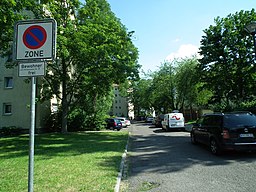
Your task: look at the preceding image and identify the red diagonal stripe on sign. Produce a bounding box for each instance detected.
[27,30,42,44]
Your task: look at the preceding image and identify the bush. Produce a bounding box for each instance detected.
[0,126,23,136]
[210,100,239,112]
[68,109,85,132]
[239,100,256,114]
[210,99,256,114]
[43,108,111,132]
[44,112,62,133]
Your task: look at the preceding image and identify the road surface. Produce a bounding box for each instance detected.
[123,122,256,192]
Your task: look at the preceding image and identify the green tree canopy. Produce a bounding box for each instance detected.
[198,9,256,111]
[39,0,140,132]
[150,61,176,113]
[0,0,140,132]
[175,57,199,110]
[0,0,39,56]
[132,57,207,118]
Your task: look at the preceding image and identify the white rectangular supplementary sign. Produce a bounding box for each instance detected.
[18,62,46,77]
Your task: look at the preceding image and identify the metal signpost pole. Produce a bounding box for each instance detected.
[28,76,36,192]
[13,19,56,192]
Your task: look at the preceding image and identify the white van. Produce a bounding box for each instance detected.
[162,112,185,131]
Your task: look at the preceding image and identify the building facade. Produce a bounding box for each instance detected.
[0,57,51,130]
[110,84,134,119]
[0,59,134,129]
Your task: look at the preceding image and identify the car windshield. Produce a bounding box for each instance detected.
[223,113,256,128]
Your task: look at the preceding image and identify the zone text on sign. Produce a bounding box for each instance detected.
[25,50,44,58]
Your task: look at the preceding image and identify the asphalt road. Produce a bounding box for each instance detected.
[124,122,256,192]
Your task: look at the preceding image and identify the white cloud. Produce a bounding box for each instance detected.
[166,44,199,61]
[173,38,181,43]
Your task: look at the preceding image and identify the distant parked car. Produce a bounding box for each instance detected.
[190,112,256,155]
[117,117,127,128]
[155,114,164,128]
[152,117,156,125]
[185,124,193,132]
[116,117,131,127]
[125,119,131,126]
[105,118,122,131]
[146,116,154,123]
[162,113,185,131]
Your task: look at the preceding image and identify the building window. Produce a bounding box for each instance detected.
[3,103,12,115]
[4,77,13,89]
[119,106,121,109]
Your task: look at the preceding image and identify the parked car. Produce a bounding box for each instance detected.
[190,112,256,155]
[116,117,127,127]
[185,123,193,132]
[154,114,164,128]
[116,117,131,127]
[146,116,154,123]
[125,119,131,126]
[162,112,185,131]
[105,118,122,131]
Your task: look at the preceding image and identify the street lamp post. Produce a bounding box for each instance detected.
[245,21,256,60]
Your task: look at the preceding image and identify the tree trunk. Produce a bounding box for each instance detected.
[61,60,68,133]
[92,92,98,128]
[190,105,193,121]
[61,94,68,133]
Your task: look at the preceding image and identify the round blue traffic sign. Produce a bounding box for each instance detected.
[23,25,47,49]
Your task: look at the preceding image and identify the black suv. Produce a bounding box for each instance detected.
[105,118,122,131]
[190,112,256,155]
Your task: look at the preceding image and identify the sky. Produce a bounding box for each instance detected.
[106,0,255,73]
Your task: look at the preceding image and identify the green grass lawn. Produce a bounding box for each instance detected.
[0,131,128,192]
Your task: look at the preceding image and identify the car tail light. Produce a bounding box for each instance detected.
[222,130,230,139]
[114,122,117,126]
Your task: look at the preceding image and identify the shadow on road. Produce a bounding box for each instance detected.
[128,123,256,177]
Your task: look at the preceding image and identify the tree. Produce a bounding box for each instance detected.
[40,0,140,132]
[198,9,256,111]
[0,0,38,57]
[150,61,176,113]
[175,57,199,112]
[131,78,153,117]
[38,0,81,133]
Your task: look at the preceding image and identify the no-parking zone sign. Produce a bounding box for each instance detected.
[13,19,57,61]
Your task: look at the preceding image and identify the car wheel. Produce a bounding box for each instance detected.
[210,139,221,155]
[190,132,197,144]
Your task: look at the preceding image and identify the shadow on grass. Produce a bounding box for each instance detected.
[0,132,128,161]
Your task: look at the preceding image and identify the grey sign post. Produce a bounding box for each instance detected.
[13,19,56,192]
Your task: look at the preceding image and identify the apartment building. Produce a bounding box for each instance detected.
[0,56,51,130]
[0,58,134,129]
[110,84,134,119]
